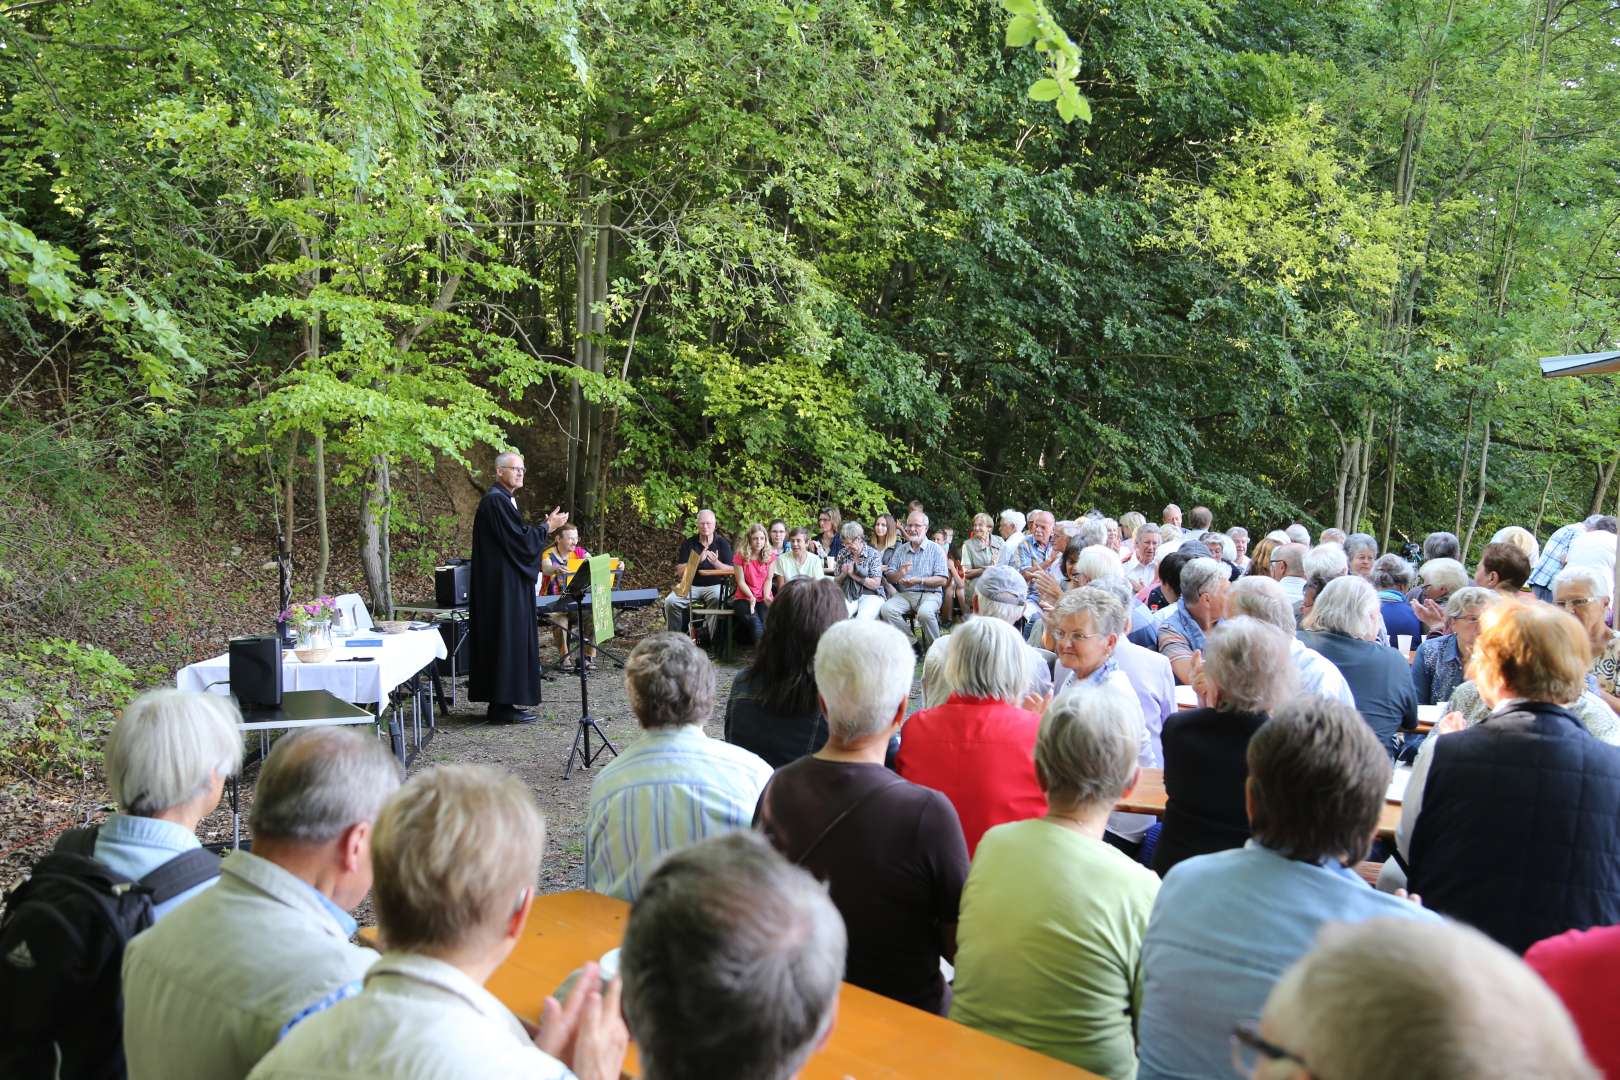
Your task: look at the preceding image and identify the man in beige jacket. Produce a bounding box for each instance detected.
[122,726,402,1079]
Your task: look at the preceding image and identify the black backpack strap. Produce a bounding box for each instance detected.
[53,825,100,857]
[138,848,222,905]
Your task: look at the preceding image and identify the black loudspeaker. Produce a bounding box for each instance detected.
[229,635,283,709]
[437,618,467,676]
[435,561,470,608]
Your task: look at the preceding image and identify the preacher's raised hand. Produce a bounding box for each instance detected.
[545,506,570,532]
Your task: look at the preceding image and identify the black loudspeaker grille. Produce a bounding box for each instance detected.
[435,561,470,608]
[228,635,283,708]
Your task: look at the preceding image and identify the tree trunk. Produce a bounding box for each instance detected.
[1453,394,1474,536]
[1350,406,1375,528]
[312,430,330,596]
[360,454,391,616]
[1378,404,1402,552]
[581,193,611,534]
[1591,449,1620,518]
[1330,421,1351,531]
[1461,419,1491,561]
[1532,463,1556,535]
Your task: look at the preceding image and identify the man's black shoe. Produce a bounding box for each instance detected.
[487,704,539,725]
[507,707,540,725]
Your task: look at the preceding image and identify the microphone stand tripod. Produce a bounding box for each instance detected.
[561,573,619,780]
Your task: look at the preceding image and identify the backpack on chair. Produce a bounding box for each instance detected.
[0,825,221,1080]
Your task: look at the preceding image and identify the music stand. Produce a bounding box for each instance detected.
[560,558,619,779]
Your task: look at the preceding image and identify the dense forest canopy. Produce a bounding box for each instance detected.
[3,0,1618,613]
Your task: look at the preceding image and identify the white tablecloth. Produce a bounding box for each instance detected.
[176,628,447,712]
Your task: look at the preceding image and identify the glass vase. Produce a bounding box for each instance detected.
[294,618,334,663]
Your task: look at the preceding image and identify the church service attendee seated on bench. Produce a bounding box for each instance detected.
[1,690,240,1080]
[1251,919,1597,1080]
[1088,576,1177,745]
[620,832,844,1080]
[772,527,824,584]
[1154,617,1296,876]
[1553,565,1620,718]
[834,520,887,619]
[1411,586,1496,707]
[896,617,1045,854]
[248,765,627,1080]
[125,728,403,1080]
[1271,542,1308,603]
[880,510,949,647]
[1156,556,1229,685]
[950,685,1159,1077]
[1374,554,1423,646]
[724,577,844,768]
[100,688,244,918]
[1228,576,1354,706]
[731,522,777,645]
[1298,575,1417,756]
[1135,697,1438,1080]
[1125,523,1161,593]
[1410,556,1471,630]
[1392,600,1620,953]
[1527,922,1620,1077]
[1475,539,1532,596]
[1423,529,1462,562]
[660,508,734,633]
[754,619,969,1015]
[586,633,771,901]
[973,562,1056,699]
[1342,532,1377,577]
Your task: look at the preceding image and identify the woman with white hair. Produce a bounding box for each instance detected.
[100,689,244,919]
[1554,564,1620,717]
[950,685,1160,1078]
[1343,533,1378,577]
[1048,588,1159,856]
[895,617,1044,855]
[1228,526,1251,572]
[1153,617,1296,876]
[755,619,969,1016]
[1411,556,1471,629]
[1299,575,1419,756]
[1492,524,1541,568]
[1411,586,1496,707]
[959,512,1003,604]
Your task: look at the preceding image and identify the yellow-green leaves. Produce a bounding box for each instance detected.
[1000,0,1090,124]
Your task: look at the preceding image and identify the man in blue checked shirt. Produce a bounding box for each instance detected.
[879,510,950,647]
[1528,520,1586,603]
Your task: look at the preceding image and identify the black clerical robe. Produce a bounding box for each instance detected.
[468,483,549,706]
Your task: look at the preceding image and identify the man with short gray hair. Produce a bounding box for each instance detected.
[1156,557,1230,685]
[621,832,845,1080]
[1273,542,1308,603]
[124,727,404,1079]
[879,509,948,647]
[662,508,734,635]
[585,633,772,901]
[1286,523,1311,546]
[755,620,968,1014]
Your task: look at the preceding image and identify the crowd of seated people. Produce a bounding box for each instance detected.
[13,505,1620,1080]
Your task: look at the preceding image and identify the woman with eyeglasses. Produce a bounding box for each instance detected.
[1049,587,1159,858]
[1553,565,1620,719]
[1410,587,1496,707]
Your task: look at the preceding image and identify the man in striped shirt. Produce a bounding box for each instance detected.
[585,633,772,901]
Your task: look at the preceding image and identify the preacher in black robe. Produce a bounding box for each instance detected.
[467,454,567,721]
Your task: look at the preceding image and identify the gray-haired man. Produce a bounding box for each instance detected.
[621,831,846,1080]
[123,728,403,1080]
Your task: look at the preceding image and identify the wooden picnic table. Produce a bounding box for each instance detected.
[1118,768,1403,840]
[374,890,1100,1079]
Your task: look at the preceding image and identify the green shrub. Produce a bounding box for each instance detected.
[0,638,136,780]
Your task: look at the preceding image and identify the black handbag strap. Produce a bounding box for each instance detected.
[787,782,890,868]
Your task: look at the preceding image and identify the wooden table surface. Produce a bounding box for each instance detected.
[473,890,1096,1079]
[1118,768,1402,839]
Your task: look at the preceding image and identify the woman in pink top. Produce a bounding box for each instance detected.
[733,522,777,645]
[540,524,595,671]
